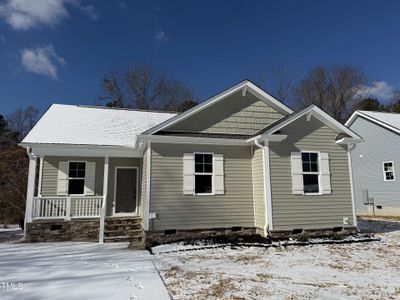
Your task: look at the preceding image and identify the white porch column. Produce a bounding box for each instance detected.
[24,148,37,238]
[99,156,109,243]
[37,157,44,196]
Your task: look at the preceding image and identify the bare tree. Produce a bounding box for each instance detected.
[294,65,366,122]
[99,64,197,111]
[7,106,38,141]
[99,72,125,107]
[249,63,296,105]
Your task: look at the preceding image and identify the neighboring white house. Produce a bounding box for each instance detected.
[346,110,400,216]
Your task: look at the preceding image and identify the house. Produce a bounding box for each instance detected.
[346,110,400,216]
[20,80,362,247]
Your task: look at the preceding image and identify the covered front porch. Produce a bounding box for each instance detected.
[24,144,147,244]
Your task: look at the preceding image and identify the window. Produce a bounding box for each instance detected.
[383,161,395,181]
[68,161,86,195]
[194,153,213,194]
[302,152,319,194]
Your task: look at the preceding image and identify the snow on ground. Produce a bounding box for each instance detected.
[0,242,170,300]
[0,226,23,243]
[154,217,400,299]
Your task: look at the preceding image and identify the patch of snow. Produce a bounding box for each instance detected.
[0,242,170,300]
[154,217,400,299]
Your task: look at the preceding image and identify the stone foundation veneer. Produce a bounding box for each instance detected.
[25,219,100,242]
[145,227,261,247]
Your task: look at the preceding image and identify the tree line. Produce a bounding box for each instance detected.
[0,107,39,226]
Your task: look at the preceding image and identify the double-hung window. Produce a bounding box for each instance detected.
[383,161,395,181]
[194,153,213,194]
[302,152,319,194]
[68,161,86,195]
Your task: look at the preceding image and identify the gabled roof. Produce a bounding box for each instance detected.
[143,80,294,135]
[260,105,362,142]
[21,104,176,148]
[345,110,400,135]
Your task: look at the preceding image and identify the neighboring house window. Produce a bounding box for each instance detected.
[68,161,86,194]
[383,161,395,181]
[302,152,319,194]
[194,153,213,194]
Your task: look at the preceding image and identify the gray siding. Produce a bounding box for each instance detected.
[150,143,254,230]
[41,156,141,216]
[349,117,400,212]
[269,117,354,230]
[252,147,266,229]
[41,156,105,196]
[166,91,284,135]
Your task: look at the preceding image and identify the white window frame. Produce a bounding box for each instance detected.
[382,161,395,182]
[301,151,322,196]
[67,160,87,196]
[193,152,214,196]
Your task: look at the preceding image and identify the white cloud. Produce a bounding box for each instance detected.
[77,4,99,21]
[0,0,98,31]
[356,81,395,101]
[20,44,65,79]
[155,30,169,42]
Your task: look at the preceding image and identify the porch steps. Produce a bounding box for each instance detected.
[104,217,145,249]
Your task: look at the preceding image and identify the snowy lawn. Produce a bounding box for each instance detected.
[154,217,400,299]
[0,225,23,243]
[0,242,170,300]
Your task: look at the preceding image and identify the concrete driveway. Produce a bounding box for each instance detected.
[0,242,170,300]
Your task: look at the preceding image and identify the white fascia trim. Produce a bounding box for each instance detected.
[144,80,293,135]
[347,144,358,229]
[336,138,363,144]
[21,143,144,158]
[346,111,400,135]
[264,105,362,140]
[246,134,287,143]
[139,134,248,146]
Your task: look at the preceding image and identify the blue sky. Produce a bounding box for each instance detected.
[1,0,400,115]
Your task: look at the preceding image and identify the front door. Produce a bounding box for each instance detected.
[114,167,138,214]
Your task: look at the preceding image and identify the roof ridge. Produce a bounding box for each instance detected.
[52,103,178,114]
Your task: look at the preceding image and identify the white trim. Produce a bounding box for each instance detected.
[247,134,287,143]
[301,151,323,196]
[264,105,362,141]
[113,166,139,216]
[145,142,152,230]
[336,137,363,144]
[382,161,396,182]
[24,149,37,238]
[347,145,358,228]
[193,152,215,196]
[66,160,87,196]
[143,80,293,135]
[37,157,44,197]
[99,156,109,243]
[20,143,144,158]
[139,134,247,146]
[251,145,256,227]
[346,111,400,135]
[264,141,274,232]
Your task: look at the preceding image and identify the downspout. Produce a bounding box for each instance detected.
[254,138,270,236]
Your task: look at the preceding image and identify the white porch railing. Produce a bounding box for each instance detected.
[32,196,103,220]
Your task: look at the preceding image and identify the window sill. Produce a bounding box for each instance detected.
[193,193,215,196]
